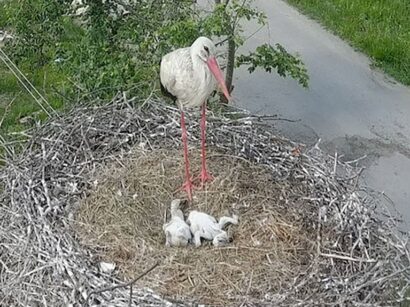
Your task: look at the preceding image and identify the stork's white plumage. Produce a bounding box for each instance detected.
[160,37,231,201]
[160,37,230,109]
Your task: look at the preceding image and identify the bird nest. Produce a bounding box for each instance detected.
[75,148,310,305]
[0,95,409,306]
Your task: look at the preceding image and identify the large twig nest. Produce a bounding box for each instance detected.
[0,95,409,306]
[75,148,310,305]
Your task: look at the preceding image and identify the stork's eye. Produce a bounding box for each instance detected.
[204,46,209,54]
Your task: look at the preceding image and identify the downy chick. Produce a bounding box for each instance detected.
[163,199,192,247]
[187,211,238,247]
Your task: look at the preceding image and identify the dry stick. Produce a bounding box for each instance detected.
[0,134,13,157]
[129,283,133,307]
[0,96,17,129]
[1,98,409,305]
[0,48,57,117]
[319,253,376,263]
[86,262,159,306]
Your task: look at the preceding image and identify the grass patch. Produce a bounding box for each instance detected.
[0,2,72,140]
[0,61,66,133]
[286,0,410,85]
[0,58,67,161]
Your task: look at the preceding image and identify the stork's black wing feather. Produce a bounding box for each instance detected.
[159,59,177,102]
[160,79,177,102]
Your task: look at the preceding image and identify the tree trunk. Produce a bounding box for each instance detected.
[215,0,234,104]
[220,36,235,104]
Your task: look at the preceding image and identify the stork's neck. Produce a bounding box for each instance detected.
[190,49,207,71]
[190,50,212,88]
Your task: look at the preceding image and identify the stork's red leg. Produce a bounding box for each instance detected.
[179,111,193,201]
[198,102,213,187]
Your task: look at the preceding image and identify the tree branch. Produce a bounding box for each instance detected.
[86,262,160,306]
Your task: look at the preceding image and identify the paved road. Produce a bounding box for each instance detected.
[234,0,410,225]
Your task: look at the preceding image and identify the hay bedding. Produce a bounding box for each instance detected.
[0,94,409,306]
[75,148,310,305]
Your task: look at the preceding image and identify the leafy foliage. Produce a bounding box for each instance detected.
[58,0,202,99]
[5,0,69,67]
[1,0,308,104]
[199,0,307,102]
[237,43,309,87]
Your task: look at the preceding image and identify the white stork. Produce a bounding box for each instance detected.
[160,36,231,201]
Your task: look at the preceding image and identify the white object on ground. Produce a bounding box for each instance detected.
[163,199,192,247]
[99,262,116,274]
[0,31,13,46]
[187,211,238,247]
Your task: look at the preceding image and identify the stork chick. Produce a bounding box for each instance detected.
[187,210,238,247]
[163,199,192,247]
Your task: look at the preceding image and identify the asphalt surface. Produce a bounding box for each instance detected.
[233,0,410,226]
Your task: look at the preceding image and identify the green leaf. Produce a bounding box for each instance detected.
[237,43,309,88]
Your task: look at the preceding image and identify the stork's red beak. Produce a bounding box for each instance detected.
[207,57,231,101]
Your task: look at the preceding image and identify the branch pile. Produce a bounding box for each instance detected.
[0,95,409,306]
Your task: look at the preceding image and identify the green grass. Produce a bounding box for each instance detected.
[0,62,66,133]
[0,58,69,162]
[0,1,73,138]
[286,0,410,86]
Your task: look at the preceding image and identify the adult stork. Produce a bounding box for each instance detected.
[160,36,231,201]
